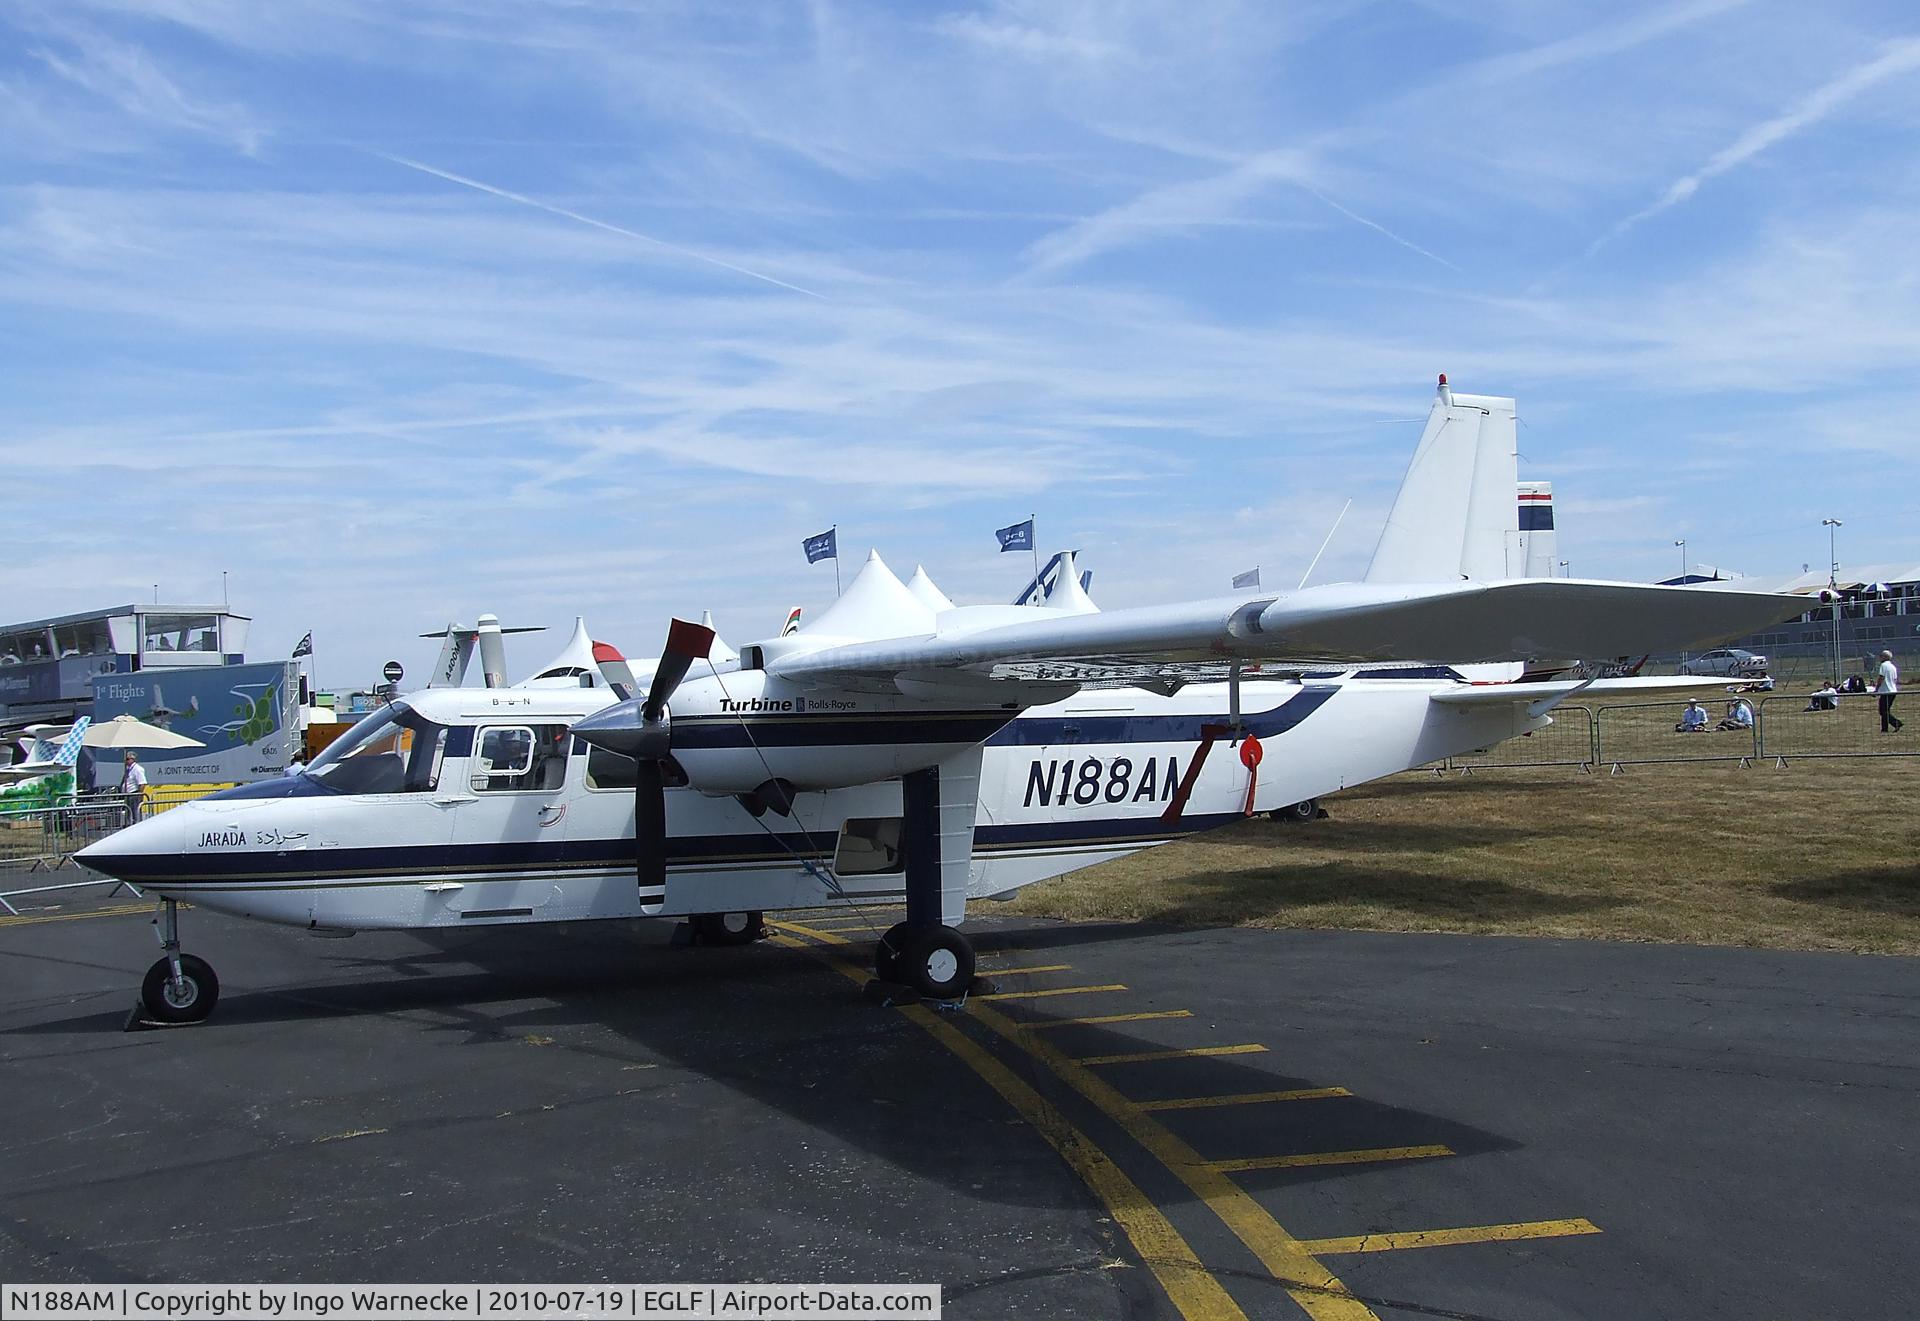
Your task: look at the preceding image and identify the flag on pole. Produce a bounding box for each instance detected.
[1232,567,1261,590]
[995,518,1035,553]
[291,631,314,659]
[802,528,837,564]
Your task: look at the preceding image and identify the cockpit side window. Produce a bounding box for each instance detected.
[474,724,570,792]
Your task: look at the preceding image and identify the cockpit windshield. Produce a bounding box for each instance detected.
[305,702,451,795]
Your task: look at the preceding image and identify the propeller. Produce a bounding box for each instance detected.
[572,618,714,891]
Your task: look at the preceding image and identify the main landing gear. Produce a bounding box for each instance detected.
[138,899,220,1025]
[874,922,976,1000]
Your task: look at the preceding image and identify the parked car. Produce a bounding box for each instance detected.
[1679,647,1769,677]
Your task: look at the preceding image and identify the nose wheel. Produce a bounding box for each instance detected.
[138,899,219,1024]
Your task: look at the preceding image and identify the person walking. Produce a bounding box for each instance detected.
[118,750,148,823]
[1877,650,1903,733]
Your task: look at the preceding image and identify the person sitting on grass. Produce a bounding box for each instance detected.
[1716,698,1755,732]
[1806,680,1839,712]
[1675,700,1709,733]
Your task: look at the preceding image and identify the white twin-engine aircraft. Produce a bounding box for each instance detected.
[79,379,1801,1023]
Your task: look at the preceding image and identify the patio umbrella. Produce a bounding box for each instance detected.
[82,714,205,750]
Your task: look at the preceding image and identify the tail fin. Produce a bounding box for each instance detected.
[26,718,90,767]
[1366,376,1517,583]
[423,623,479,687]
[1517,481,1556,578]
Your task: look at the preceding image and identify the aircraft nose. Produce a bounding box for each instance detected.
[74,810,186,884]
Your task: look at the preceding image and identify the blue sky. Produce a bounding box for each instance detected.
[3,1,1917,686]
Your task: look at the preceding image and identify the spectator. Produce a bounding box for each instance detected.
[1806,681,1839,713]
[1675,701,1709,733]
[284,750,308,777]
[1716,699,1755,732]
[1844,673,1868,694]
[118,751,147,823]
[1738,672,1775,692]
[1877,650,1903,733]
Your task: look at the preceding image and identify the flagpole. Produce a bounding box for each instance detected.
[833,524,842,597]
[1029,513,1040,599]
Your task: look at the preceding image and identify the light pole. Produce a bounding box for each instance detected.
[1559,559,1570,578]
[1823,518,1843,683]
[1673,539,1687,582]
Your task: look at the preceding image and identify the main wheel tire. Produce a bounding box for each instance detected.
[874,921,913,982]
[694,911,764,946]
[897,926,976,1000]
[140,954,219,1024]
[1271,798,1318,823]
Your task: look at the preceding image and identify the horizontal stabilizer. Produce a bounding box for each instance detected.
[1430,675,1750,708]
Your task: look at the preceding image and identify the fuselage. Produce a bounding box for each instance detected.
[77,674,1539,931]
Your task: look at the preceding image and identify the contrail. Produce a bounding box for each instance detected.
[1303,184,1462,274]
[373,151,827,299]
[1585,35,1920,261]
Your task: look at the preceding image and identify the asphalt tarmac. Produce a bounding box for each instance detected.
[1,887,1914,1320]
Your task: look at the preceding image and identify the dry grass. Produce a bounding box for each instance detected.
[1005,758,1920,955]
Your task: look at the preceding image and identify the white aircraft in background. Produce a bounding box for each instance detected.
[0,718,91,793]
[79,379,1803,1024]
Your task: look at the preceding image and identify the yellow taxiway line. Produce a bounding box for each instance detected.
[977,983,1129,1001]
[1299,1219,1602,1255]
[768,919,1379,1321]
[1076,1044,1268,1067]
[0,901,152,928]
[1018,1010,1196,1030]
[1138,1087,1352,1112]
[1211,1145,1453,1174]
[766,931,1248,1321]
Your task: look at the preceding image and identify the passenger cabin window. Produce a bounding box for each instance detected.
[577,739,688,791]
[475,724,570,792]
[584,744,637,791]
[304,703,449,795]
[834,817,904,876]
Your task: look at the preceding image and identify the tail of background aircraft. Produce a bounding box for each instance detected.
[25,717,90,768]
[1517,481,1557,578]
[421,616,544,687]
[1366,376,1517,584]
[423,624,479,687]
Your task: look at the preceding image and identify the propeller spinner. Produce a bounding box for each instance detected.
[571,618,715,891]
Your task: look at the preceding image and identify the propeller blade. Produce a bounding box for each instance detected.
[643,618,716,721]
[634,758,666,892]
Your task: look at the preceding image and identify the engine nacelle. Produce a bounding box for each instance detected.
[664,670,1016,794]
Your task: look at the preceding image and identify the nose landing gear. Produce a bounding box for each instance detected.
[138,899,219,1025]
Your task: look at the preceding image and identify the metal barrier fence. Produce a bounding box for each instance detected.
[0,783,231,881]
[1447,705,1597,771]
[1595,700,1759,769]
[0,796,133,875]
[1757,692,1910,761]
[1427,690,1916,772]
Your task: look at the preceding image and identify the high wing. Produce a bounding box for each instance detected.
[764,579,1805,694]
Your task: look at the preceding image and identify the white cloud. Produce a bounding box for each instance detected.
[29,27,263,153]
